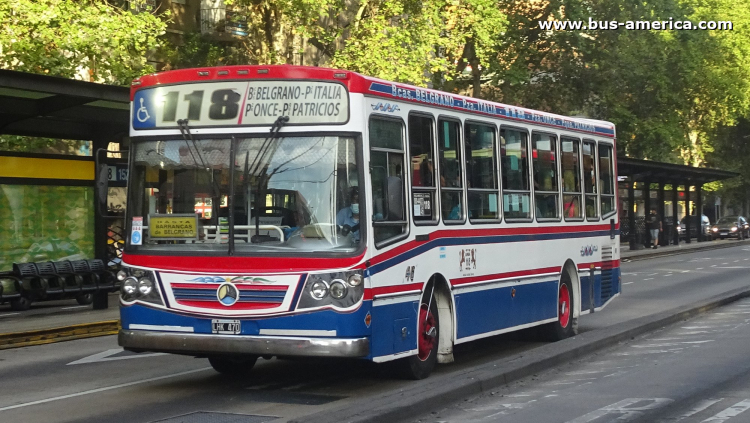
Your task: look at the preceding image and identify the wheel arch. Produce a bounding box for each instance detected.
[561,259,582,322]
[422,273,455,364]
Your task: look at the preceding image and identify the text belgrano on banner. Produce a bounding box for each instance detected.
[243,82,346,123]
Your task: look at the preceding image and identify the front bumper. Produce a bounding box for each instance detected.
[119,329,370,358]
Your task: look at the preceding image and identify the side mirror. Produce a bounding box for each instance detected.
[385,176,403,220]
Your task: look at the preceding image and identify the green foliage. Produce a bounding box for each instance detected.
[0,136,90,155]
[0,0,167,84]
[331,0,507,88]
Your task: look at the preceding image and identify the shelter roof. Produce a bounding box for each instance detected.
[618,157,738,185]
[0,70,129,141]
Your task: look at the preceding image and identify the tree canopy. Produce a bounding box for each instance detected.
[0,0,167,84]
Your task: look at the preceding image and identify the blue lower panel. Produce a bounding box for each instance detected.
[580,275,592,310]
[370,300,419,359]
[455,280,558,340]
[121,302,373,339]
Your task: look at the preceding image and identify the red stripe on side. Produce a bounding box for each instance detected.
[365,282,423,300]
[577,260,620,270]
[452,266,562,286]
[369,224,614,266]
[175,300,281,310]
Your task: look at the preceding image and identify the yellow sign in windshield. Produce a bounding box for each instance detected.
[149,215,197,239]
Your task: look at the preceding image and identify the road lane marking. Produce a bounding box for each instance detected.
[61,306,89,310]
[647,273,659,276]
[566,398,673,423]
[624,282,634,285]
[0,367,212,412]
[67,349,167,365]
[696,268,704,270]
[644,278,654,281]
[711,265,718,267]
[0,313,20,318]
[701,399,750,422]
[663,398,723,422]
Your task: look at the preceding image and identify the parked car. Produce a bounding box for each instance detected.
[677,215,711,240]
[711,215,750,240]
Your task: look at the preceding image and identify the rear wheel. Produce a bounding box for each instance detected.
[208,355,258,376]
[397,292,439,380]
[544,275,577,341]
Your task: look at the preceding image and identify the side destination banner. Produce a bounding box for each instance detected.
[132,80,349,130]
[368,82,615,138]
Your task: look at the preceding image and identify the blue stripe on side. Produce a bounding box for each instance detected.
[370,300,418,359]
[455,280,558,339]
[370,230,615,276]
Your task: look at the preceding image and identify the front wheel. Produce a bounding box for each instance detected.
[543,276,577,341]
[10,297,31,311]
[397,293,439,380]
[208,355,258,376]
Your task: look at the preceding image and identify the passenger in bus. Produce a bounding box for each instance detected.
[336,188,361,242]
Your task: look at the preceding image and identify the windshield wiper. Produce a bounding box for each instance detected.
[177,119,221,199]
[252,116,289,243]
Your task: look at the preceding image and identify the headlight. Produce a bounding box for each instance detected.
[732,227,738,231]
[712,227,718,232]
[138,278,153,295]
[298,270,365,310]
[348,274,363,286]
[122,277,138,295]
[118,267,163,305]
[310,280,329,300]
[329,280,348,299]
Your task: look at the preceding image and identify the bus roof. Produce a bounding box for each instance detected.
[131,65,615,138]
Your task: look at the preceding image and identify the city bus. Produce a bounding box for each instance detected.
[118,65,620,379]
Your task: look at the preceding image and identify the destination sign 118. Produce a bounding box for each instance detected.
[132,80,349,129]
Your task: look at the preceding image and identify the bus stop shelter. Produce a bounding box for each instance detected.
[617,157,738,249]
[0,69,130,308]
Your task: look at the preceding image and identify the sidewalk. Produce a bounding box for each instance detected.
[621,238,750,261]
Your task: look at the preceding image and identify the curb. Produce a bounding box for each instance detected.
[0,320,120,350]
[293,286,750,423]
[622,239,750,262]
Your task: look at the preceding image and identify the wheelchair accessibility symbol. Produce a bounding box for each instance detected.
[136,98,151,123]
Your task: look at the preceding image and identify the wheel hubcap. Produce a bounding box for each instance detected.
[559,284,571,328]
[418,304,436,361]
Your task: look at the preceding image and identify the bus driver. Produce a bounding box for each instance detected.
[336,187,361,242]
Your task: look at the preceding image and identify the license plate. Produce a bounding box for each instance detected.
[212,319,241,334]
[721,231,728,235]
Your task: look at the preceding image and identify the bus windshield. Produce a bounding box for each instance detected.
[126,135,361,255]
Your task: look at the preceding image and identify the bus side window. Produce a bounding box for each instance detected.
[583,140,599,220]
[532,132,560,220]
[561,137,582,220]
[409,114,437,224]
[465,122,499,222]
[598,143,616,217]
[500,128,531,220]
[438,119,464,223]
[369,117,408,246]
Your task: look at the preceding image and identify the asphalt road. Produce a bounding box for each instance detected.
[1,245,750,423]
[408,296,750,423]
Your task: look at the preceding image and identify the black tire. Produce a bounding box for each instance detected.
[75,293,93,305]
[208,355,258,376]
[397,291,439,380]
[10,297,31,311]
[543,275,577,341]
